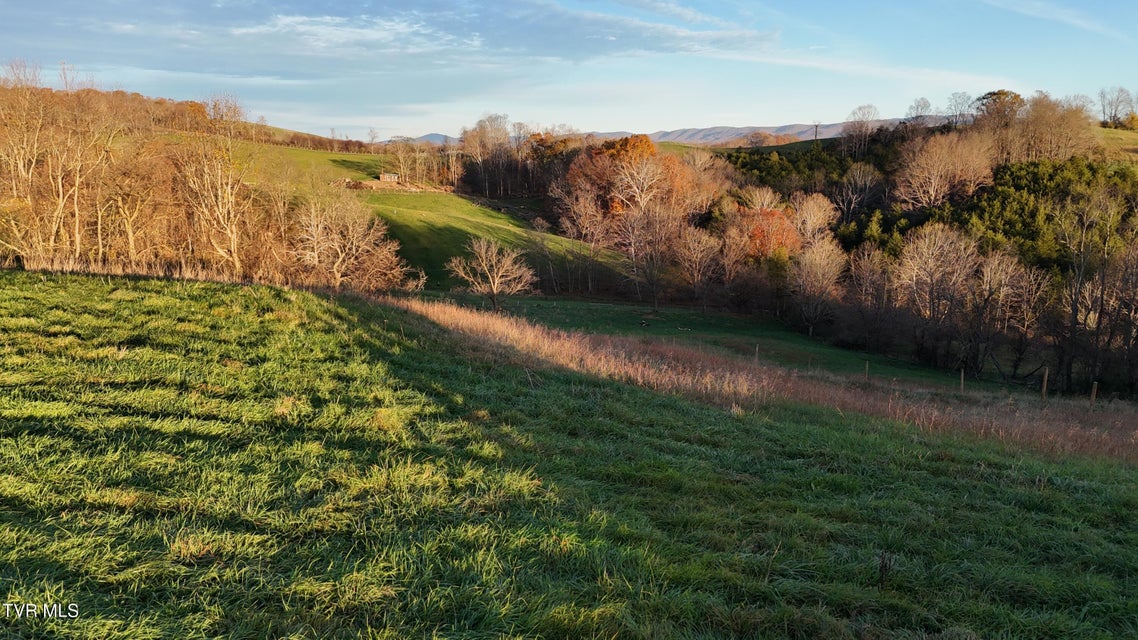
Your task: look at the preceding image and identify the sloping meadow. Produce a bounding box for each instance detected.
[1,271,1136,638]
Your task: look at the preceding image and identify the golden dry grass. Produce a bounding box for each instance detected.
[388,296,1138,462]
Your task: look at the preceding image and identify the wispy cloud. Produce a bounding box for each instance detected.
[738,51,1012,89]
[230,15,476,56]
[201,0,783,72]
[980,0,1125,39]
[611,0,736,28]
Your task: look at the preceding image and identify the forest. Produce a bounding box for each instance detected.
[447,91,1138,397]
[3,60,1138,396]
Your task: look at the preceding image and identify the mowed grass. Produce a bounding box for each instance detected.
[273,146,391,180]
[364,192,618,287]
[1,271,1137,638]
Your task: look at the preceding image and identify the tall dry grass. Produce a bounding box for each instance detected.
[387,296,1138,463]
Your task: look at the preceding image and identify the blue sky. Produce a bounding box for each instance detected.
[0,1,1133,139]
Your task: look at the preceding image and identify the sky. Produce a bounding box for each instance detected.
[0,1,1134,139]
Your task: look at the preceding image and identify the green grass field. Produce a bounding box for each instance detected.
[273,146,391,180]
[2,270,1137,638]
[248,143,619,288]
[483,296,989,391]
[364,192,619,287]
[1096,126,1138,163]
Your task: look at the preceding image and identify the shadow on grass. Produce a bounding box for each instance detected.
[329,157,382,177]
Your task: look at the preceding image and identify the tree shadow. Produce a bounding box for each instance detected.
[329,158,383,178]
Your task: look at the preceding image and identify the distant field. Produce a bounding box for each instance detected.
[486,296,984,390]
[1,270,1136,638]
[364,191,620,287]
[273,146,391,179]
[1096,126,1138,162]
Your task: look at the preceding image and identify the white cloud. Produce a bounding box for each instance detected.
[735,51,1013,90]
[230,14,473,56]
[980,0,1125,40]
[611,0,736,27]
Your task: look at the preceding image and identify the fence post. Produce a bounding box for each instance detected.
[960,369,965,394]
[1091,381,1098,408]
[1041,367,1049,403]
[865,360,869,382]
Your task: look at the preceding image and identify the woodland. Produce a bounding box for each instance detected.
[3,61,1138,397]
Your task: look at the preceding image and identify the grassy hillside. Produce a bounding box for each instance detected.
[251,144,617,288]
[271,146,389,180]
[364,192,619,286]
[2,270,1137,638]
[483,296,989,390]
[1096,126,1138,163]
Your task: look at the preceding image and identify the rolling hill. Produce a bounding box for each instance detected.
[1,270,1136,638]
[411,119,907,147]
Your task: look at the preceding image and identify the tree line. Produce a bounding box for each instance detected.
[0,62,420,293]
[4,59,1136,395]
[444,93,1137,396]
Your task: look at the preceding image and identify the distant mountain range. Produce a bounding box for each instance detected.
[410,119,907,147]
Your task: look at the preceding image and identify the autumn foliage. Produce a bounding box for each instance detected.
[0,62,419,293]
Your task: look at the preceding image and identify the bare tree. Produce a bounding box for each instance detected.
[1007,265,1051,377]
[176,102,254,279]
[1051,187,1126,389]
[461,113,511,197]
[553,180,613,294]
[841,104,879,159]
[388,137,415,181]
[294,189,412,291]
[962,250,1025,375]
[789,192,838,247]
[1017,92,1097,162]
[735,185,782,212]
[790,236,845,336]
[833,162,883,223]
[846,244,893,350]
[674,225,720,301]
[719,223,751,287]
[103,139,174,270]
[893,223,980,364]
[905,97,932,127]
[619,205,681,307]
[612,153,666,215]
[1098,86,1133,127]
[447,237,537,311]
[945,91,973,128]
[894,131,993,210]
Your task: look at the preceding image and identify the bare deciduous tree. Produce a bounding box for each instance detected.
[553,180,613,294]
[674,225,720,301]
[846,244,893,350]
[790,236,845,336]
[789,192,839,247]
[176,116,254,278]
[841,104,879,159]
[1098,86,1133,126]
[447,237,537,311]
[945,91,973,128]
[893,223,980,364]
[735,185,781,212]
[894,131,993,210]
[905,97,932,127]
[1017,92,1096,162]
[719,223,751,286]
[294,190,413,291]
[833,162,883,223]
